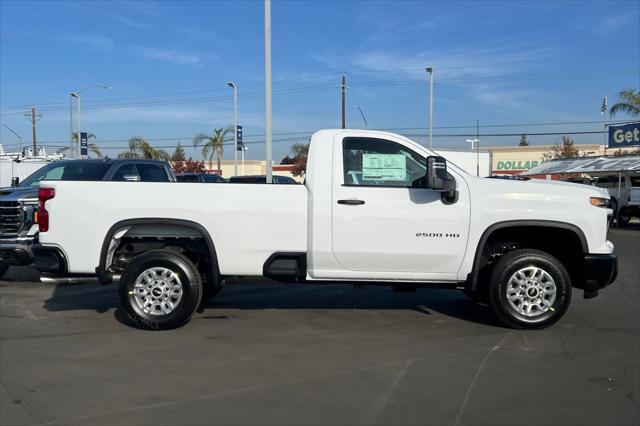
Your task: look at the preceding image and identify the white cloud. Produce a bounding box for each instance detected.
[594,12,638,36]
[310,44,552,111]
[68,34,115,51]
[133,46,216,66]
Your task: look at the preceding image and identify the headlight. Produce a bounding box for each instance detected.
[589,197,610,208]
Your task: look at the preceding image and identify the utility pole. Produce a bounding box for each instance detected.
[265,0,273,183]
[341,74,347,129]
[24,107,41,154]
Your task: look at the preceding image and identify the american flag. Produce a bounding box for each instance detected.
[601,96,607,114]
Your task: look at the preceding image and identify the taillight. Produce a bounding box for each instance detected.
[38,188,55,232]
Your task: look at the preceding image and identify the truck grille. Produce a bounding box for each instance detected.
[0,201,23,237]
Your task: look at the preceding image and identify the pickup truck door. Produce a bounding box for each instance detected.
[331,136,470,279]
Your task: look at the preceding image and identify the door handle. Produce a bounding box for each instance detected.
[337,199,365,205]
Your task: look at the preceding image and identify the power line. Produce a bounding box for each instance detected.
[1,66,636,113]
[0,72,344,112]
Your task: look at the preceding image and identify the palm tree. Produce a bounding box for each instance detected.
[57,132,103,158]
[118,136,170,161]
[193,128,230,174]
[609,89,640,118]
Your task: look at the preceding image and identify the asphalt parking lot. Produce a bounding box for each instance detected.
[1,226,638,426]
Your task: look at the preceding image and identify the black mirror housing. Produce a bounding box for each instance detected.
[11,177,20,187]
[426,156,454,192]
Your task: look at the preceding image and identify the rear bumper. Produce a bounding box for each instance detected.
[583,253,618,299]
[32,245,68,275]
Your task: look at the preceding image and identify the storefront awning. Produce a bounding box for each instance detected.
[521,155,640,176]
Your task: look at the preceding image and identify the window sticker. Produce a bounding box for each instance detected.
[362,154,406,181]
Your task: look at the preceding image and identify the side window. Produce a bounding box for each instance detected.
[41,166,65,181]
[112,164,139,181]
[203,175,220,183]
[137,164,169,182]
[178,175,198,183]
[343,137,426,187]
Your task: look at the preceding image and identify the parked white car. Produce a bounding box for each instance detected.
[34,130,617,330]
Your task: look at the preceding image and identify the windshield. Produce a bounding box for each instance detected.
[19,162,111,187]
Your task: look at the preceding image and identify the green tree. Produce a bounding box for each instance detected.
[519,134,529,146]
[542,136,580,161]
[171,143,186,162]
[288,142,310,177]
[118,136,170,161]
[193,128,230,174]
[57,132,103,158]
[609,88,640,118]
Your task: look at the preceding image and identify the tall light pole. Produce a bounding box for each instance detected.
[353,105,368,129]
[426,67,434,149]
[264,0,273,183]
[227,81,238,176]
[465,138,478,150]
[70,85,112,159]
[242,145,247,175]
[466,135,480,177]
[1,124,22,151]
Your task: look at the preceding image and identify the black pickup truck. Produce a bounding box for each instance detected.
[0,159,175,278]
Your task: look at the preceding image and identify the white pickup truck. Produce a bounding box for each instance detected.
[33,130,617,330]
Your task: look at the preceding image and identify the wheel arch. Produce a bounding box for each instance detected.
[469,220,588,292]
[97,218,220,285]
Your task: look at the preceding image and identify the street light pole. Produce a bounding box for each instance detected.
[70,85,112,159]
[426,67,433,149]
[227,81,238,176]
[1,124,22,151]
[465,139,478,150]
[353,106,368,129]
[69,95,74,158]
[466,138,480,176]
[264,0,273,184]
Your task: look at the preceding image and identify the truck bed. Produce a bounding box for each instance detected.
[40,181,308,275]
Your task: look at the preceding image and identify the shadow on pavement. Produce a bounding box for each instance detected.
[41,280,504,328]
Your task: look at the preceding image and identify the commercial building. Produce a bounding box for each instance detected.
[485,144,638,176]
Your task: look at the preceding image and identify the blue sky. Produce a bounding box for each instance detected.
[1,0,639,162]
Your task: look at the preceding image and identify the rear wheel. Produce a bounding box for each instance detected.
[489,249,571,329]
[119,250,202,330]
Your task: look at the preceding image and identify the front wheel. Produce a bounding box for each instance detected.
[489,249,571,329]
[617,208,631,226]
[119,250,203,330]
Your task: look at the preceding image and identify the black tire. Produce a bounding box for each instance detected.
[0,264,8,279]
[617,207,631,226]
[609,198,617,227]
[119,249,203,330]
[489,249,572,330]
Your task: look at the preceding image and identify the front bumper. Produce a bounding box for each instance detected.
[583,253,618,299]
[0,235,36,267]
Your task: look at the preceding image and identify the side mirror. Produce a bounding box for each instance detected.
[11,177,20,187]
[123,174,140,182]
[426,156,455,192]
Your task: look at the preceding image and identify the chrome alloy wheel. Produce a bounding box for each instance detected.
[506,266,557,318]
[132,267,183,316]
